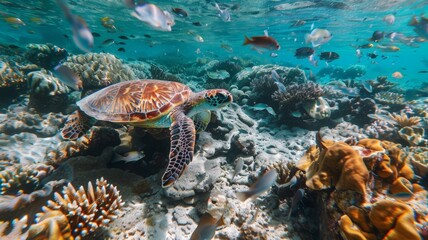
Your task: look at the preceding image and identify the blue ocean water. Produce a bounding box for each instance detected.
[0,0,427,87]
[0,1,428,239]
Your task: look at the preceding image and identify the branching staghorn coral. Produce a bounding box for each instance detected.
[389,112,421,128]
[0,164,53,195]
[43,178,124,239]
[374,91,405,105]
[272,82,325,113]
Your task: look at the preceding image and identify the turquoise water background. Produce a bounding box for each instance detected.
[1,0,427,89]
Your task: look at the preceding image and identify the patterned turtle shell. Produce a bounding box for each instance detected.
[77,80,192,123]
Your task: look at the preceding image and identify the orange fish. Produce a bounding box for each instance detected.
[243,35,280,50]
[392,71,403,79]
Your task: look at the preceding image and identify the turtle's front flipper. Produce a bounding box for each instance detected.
[162,111,196,188]
[192,110,211,133]
[61,110,91,140]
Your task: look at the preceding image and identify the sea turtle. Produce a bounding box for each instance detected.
[61,79,232,187]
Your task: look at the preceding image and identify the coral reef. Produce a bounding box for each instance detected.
[43,178,124,239]
[0,164,53,195]
[297,136,427,239]
[27,70,71,112]
[235,64,307,87]
[375,91,405,105]
[126,61,151,79]
[46,126,120,165]
[25,43,68,70]
[272,82,325,116]
[389,112,421,128]
[62,53,135,90]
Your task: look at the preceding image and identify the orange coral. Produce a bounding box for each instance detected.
[338,214,376,240]
[27,210,72,240]
[305,142,369,195]
[369,200,421,240]
[389,177,413,195]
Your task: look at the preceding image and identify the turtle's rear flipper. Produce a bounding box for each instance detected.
[61,110,91,140]
[162,111,196,188]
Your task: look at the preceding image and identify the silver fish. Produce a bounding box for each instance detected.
[236,169,278,202]
[132,3,175,31]
[232,158,244,180]
[190,213,221,240]
[57,0,93,53]
[53,65,83,91]
[288,188,305,219]
[112,150,145,163]
[362,80,373,93]
[271,70,286,93]
[215,3,231,22]
[330,86,360,97]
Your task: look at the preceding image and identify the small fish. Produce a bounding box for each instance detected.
[119,35,129,40]
[232,158,244,180]
[190,213,221,240]
[249,103,277,116]
[220,44,233,53]
[112,150,145,163]
[29,17,43,24]
[171,8,188,18]
[305,28,332,47]
[64,34,70,39]
[370,30,384,42]
[270,52,278,58]
[295,47,314,58]
[418,70,428,73]
[117,42,126,45]
[288,188,305,219]
[194,34,204,42]
[53,65,83,91]
[387,192,413,201]
[392,71,403,79]
[92,32,101,37]
[193,21,202,26]
[4,17,25,26]
[383,14,395,25]
[100,16,117,31]
[356,49,362,59]
[8,44,20,49]
[243,35,280,51]
[319,52,340,62]
[57,0,93,52]
[377,44,399,52]
[132,3,175,31]
[367,53,378,59]
[281,176,298,188]
[144,34,151,38]
[362,80,373,93]
[215,3,231,22]
[358,43,374,49]
[291,111,302,118]
[290,20,306,28]
[271,70,286,93]
[331,86,360,97]
[118,47,125,52]
[102,39,115,45]
[236,169,278,202]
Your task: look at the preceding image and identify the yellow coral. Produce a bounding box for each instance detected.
[27,210,72,240]
[44,178,123,239]
[389,112,421,128]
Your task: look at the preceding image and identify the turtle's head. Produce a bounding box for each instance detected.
[203,89,233,109]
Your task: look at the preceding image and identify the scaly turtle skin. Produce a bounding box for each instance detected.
[61,79,232,187]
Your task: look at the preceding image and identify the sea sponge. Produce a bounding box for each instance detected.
[389,112,421,128]
[272,82,325,113]
[43,178,123,239]
[0,164,53,195]
[398,127,426,146]
[305,141,369,195]
[25,43,68,70]
[302,96,331,120]
[62,53,135,90]
[389,177,413,195]
[27,210,72,240]
[382,141,415,180]
[369,200,421,240]
[374,92,405,105]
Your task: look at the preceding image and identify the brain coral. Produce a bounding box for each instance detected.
[62,53,135,89]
